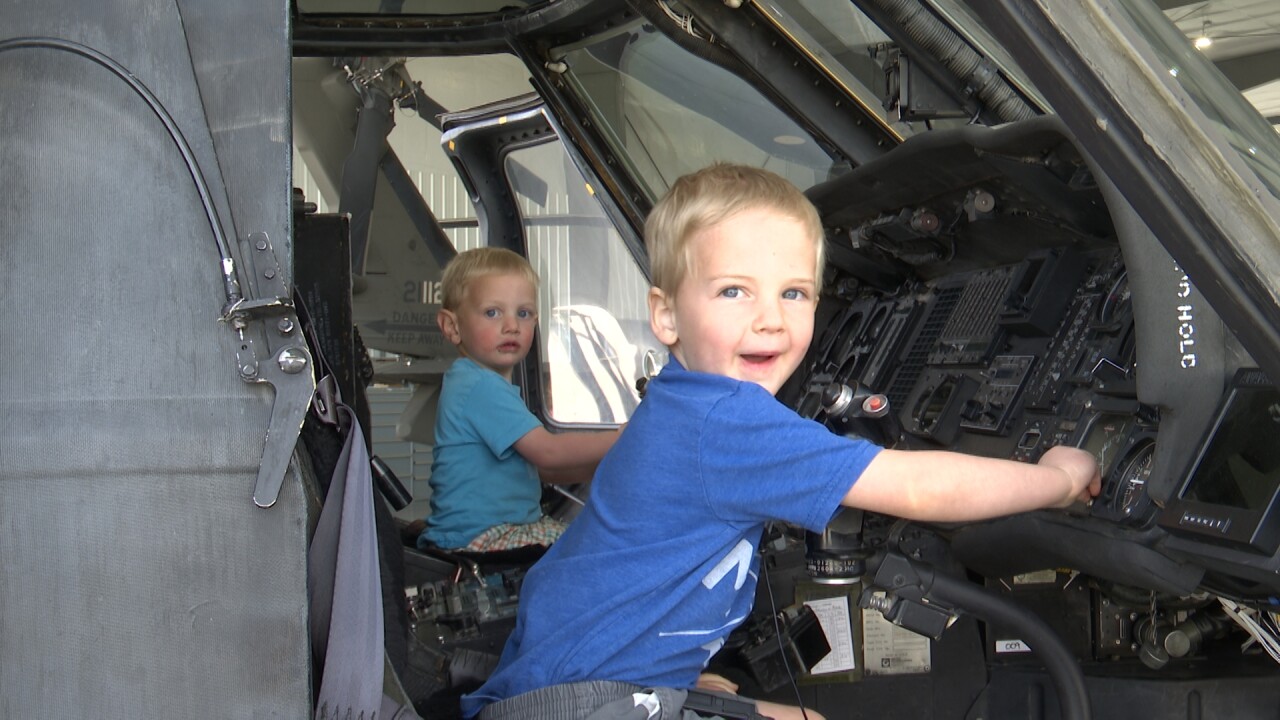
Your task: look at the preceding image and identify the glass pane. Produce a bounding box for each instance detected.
[765,0,959,133]
[1116,0,1280,202]
[558,18,843,203]
[292,54,533,252]
[390,55,535,251]
[926,0,1050,109]
[763,0,1047,133]
[507,140,665,426]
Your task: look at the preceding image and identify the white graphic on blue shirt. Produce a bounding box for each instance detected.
[702,637,726,660]
[702,539,754,594]
[658,539,758,664]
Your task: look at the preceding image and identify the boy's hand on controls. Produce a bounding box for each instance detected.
[1037,445,1102,507]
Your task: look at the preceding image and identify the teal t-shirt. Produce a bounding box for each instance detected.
[422,357,543,549]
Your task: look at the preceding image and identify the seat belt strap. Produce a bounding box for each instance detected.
[310,405,385,719]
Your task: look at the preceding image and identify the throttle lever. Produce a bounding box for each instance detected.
[821,381,903,446]
[822,381,889,419]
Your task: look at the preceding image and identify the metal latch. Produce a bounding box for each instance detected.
[223,230,315,508]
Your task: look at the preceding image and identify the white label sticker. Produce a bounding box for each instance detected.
[1012,570,1057,585]
[804,596,856,674]
[995,639,1032,654]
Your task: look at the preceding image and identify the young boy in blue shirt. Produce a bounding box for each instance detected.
[418,247,622,553]
[462,165,1100,719]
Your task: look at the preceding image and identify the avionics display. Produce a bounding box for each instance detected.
[1159,369,1280,553]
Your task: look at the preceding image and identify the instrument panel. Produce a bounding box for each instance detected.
[801,245,1162,529]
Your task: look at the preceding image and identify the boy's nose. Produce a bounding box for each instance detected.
[753,299,785,332]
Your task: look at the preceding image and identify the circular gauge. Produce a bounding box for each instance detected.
[1112,438,1156,520]
[1078,413,1136,478]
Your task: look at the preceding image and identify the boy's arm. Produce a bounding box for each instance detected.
[536,465,597,485]
[841,445,1100,522]
[513,424,624,483]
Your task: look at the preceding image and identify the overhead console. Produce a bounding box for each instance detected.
[798,118,1280,596]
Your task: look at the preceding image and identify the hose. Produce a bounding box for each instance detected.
[866,0,1037,123]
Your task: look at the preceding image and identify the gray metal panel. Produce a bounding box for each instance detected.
[180,0,295,283]
[0,1,308,717]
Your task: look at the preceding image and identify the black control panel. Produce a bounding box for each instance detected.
[801,246,1158,528]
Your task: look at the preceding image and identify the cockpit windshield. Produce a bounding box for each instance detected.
[1114,0,1280,202]
[552,0,1052,203]
[555,19,845,202]
[556,0,1279,208]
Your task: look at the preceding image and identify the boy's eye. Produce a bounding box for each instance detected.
[517,309,534,319]
[782,288,809,301]
[484,308,500,318]
[719,287,742,299]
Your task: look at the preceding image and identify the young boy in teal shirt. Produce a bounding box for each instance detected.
[464,165,1100,719]
[419,247,621,553]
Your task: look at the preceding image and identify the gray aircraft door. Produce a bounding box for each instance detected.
[0,1,312,717]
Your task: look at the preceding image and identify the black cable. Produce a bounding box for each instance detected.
[0,36,242,307]
[760,529,809,720]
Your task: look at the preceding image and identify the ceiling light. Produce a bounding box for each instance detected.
[1194,21,1212,50]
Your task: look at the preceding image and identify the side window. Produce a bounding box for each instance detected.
[506,140,665,426]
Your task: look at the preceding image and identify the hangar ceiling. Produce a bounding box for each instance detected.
[1162,0,1280,129]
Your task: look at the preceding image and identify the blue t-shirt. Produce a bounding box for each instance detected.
[422,357,544,549]
[461,359,881,717]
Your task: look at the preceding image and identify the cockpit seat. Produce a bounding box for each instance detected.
[415,541,549,582]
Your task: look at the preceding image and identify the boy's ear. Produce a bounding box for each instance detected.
[437,308,461,345]
[648,287,679,346]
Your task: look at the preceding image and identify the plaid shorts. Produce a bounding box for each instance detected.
[463,516,568,552]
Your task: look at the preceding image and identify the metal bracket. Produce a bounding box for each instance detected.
[341,56,420,106]
[225,231,316,508]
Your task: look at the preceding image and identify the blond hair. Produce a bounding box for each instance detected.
[439,247,539,310]
[644,163,825,294]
